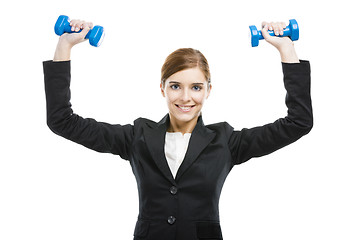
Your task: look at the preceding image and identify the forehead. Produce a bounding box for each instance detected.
[166,67,207,84]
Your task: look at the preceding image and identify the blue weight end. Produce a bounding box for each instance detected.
[289,19,299,41]
[54,15,70,36]
[249,25,259,47]
[88,26,105,47]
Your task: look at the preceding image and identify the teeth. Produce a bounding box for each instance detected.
[177,105,192,111]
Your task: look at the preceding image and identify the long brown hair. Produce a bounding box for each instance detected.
[161,48,211,87]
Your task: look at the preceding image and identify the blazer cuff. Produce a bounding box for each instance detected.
[281,60,310,77]
[43,60,71,75]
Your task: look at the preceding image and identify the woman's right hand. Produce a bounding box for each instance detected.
[261,21,299,63]
[53,19,93,61]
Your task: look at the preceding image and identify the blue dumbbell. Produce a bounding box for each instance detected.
[249,19,299,47]
[54,15,105,47]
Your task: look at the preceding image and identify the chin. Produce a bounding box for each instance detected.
[171,111,200,123]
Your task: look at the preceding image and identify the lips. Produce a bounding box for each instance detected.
[176,104,195,112]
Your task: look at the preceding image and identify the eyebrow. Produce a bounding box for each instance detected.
[168,81,204,85]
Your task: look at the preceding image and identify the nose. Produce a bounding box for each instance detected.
[180,88,191,102]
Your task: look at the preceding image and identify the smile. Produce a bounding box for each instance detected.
[176,104,195,112]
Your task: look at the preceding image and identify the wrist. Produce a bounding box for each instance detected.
[279,44,300,63]
[53,40,72,61]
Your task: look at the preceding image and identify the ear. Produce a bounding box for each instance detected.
[160,83,165,97]
[206,84,212,99]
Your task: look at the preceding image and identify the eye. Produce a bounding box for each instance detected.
[170,84,180,90]
[192,85,202,91]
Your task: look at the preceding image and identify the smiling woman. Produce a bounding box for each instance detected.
[161,63,212,134]
[160,48,212,134]
[43,18,313,240]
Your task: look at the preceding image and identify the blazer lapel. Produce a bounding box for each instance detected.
[175,116,216,182]
[143,114,216,184]
[143,114,176,185]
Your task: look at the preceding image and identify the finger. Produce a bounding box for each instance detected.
[79,25,91,38]
[275,22,286,34]
[269,22,275,31]
[272,22,284,36]
[279,22,286,35]
[261,23,272,40]
[70,20,90,32]
[276,22,283,36]
[76,20,87,32]
[70,19,83,32]
[77,22,94,39]
[82,22,94,30]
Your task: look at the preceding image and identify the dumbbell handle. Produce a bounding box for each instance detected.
[60,24,92,39]
[257,26,293,40]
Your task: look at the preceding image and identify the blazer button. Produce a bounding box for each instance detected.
[167,216,176,225]
[170,186,178,195]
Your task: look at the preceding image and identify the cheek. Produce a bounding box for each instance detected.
[164,90,178,103]
[193,92,207,104]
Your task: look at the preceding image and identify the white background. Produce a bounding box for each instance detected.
[1,0,359,239]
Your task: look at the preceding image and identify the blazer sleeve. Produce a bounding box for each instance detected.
[43,60,134,160]
[229,60,313,165]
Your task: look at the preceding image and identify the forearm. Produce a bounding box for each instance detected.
[279,44,300,63]
[282,60,313,130]
[53,39,72,61]
[43,60,73,131]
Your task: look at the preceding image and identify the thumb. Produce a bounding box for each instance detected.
[261,23,272,41]
[78,26,91,40]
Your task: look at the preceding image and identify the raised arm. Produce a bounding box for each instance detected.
[44,18,134,160]
[229,21,313,165]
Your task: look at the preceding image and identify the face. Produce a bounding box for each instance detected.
[161,67,211,126]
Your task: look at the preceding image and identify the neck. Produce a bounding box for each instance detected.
[167,114,199,134]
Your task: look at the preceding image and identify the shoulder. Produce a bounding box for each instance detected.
[133,117,157,127]
[205,121,234,139]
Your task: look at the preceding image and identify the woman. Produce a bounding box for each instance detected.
[43,18,313,240]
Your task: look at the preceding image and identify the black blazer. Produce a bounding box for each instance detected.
[43,60,313,240]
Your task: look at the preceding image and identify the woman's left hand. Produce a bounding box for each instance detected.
[261,21,300,63]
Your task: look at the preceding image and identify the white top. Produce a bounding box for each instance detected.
[164,132,192,178]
